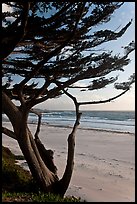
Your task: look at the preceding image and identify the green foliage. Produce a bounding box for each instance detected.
[2,192,33,202]
[2,192,82,202]
[2,146,34,192]
[31,192,81,202]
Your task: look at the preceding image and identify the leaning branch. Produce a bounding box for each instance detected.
[30,109,58,175]
[79,88,129,106]
[30,109,42,139]
[2,107,42,141]
[59,89,82,196]
[2,127,17,140]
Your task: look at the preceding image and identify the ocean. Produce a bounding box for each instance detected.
[27,110,135,134]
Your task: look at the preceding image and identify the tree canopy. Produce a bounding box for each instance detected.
[2,2,135,110]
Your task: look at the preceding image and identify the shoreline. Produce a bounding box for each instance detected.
[45,123,135,135]
[2,120,134,135]
[2,122,135,202]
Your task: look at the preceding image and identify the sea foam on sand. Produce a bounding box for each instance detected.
[2,122,135,202]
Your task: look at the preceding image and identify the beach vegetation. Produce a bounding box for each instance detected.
[2,191,81,202]
[2,146,34,192]
[2,146,81,202]
[2,2,135,198]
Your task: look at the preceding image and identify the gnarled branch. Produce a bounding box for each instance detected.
[58,89,82,196]
[30,109,58,175]
[30,109,42,139]
[2,126,16,140]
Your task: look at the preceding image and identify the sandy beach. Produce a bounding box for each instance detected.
[2,122,135,202]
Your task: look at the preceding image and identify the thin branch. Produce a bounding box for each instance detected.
[63,89,80,116]
[43,3,73,24]
[30,108,41,117]
[29,53,132,106]
[68,85,88,89]
[30,72,85,106]
[2,107,42,141]
[59,89,82,195]
[30,109,42,139]
[79,88,129,106]
[29,80,50,104]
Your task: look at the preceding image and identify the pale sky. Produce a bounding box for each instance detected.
[3,2,135,111]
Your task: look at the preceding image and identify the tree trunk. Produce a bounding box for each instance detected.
[2,92,58,192]
[2,91,79,196]
[17,124,59,192]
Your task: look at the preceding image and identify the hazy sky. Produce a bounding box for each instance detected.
[3,2,135,111]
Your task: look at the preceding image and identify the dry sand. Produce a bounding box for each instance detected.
[2,122,135,202]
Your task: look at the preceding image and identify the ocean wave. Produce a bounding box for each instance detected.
[41,118,135,129]
[3,111,135,134]
[81,119,135,126]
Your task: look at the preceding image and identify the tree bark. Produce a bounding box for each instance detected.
[2,92,58,193]
[17,125,58,192]
[2,91,80,196]
[53,89,82,196]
